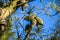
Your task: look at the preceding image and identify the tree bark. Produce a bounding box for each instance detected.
[0,0,26,33]
[0,0,26,20]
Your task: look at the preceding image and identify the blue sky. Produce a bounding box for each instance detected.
[11,0,60,40]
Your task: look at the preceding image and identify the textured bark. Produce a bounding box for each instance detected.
[0,0,16,20]
[0,0,26,34]
[0,0,26,20]
[0,0,18,32]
